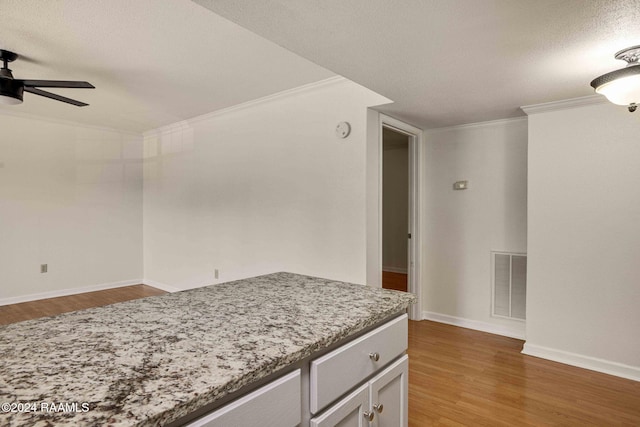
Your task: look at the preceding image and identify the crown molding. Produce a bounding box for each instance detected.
[425,116,527,134]
[0,107,142,137]
[521,95,607,115]
[143,76,348,137]
[1,76,349,138]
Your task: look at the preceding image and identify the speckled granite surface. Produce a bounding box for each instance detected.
[0,272,415,427]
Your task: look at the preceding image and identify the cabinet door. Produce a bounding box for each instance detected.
[369,355,408,427]
[310,383,370,427]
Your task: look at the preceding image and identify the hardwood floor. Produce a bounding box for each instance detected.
[2,287,639,426]
[0,284,166,325]
[383,270,408,292]
[408,320,640,426]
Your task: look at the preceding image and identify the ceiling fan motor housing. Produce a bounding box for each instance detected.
[0,78,23,103]
[0,67,14,79]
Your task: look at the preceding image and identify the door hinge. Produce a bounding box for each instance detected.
[408,233,411,239]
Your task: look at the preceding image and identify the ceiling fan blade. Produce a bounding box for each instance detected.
[24,87,89,107]
[20,80,94,89]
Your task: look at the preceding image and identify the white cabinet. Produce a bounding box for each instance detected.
[310,339,409,427]
[183,314,409,427]
[309,314,409,427]
[185,370,301,427]
[310,314,408,414]
[310,384,370,427]
[369,355,408,427]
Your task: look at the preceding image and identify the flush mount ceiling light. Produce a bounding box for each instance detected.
[591,45,640,112]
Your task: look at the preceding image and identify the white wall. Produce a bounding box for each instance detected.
[0,112,143,301]
[365,109,382,288]
[422,118,528,338]
[524,101,640,379]
[143,78,390,289]
[382,140,409,272]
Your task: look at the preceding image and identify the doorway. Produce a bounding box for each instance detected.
[378,114,422,320]
[382,128,410,292]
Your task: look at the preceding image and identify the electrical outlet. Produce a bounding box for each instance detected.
[41,264,48,273]
[214,269,219,279]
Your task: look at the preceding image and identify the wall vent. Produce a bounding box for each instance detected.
[491,251,526,320]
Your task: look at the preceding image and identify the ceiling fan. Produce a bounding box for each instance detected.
[0,49,94,107]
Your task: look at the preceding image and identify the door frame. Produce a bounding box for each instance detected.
[379,114,422,320]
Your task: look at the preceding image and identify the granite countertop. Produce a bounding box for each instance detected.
[0,272,416,427]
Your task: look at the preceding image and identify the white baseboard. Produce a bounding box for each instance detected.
[522,343,640,382]
[422,311,526,340]
[0,279,143,306]
[142,279,181,293]
[382,266,408,274]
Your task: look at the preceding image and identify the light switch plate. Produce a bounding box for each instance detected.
[453,180,468,190]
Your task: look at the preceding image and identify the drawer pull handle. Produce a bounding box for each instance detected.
[369,352,380,362]
[373,403,384,413]
[363,411,375,422]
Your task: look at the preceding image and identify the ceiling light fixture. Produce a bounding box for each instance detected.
[0,50,23,105]
[0,49,94,107]
[591,45,640,112]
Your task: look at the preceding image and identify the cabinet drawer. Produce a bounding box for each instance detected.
[186,370,301,427]
[310,314,408,414]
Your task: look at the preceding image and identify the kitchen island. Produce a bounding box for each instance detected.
[0,272,415,426]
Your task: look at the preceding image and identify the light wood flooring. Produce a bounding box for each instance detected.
[407,320,640,426]
[2,286,639,426]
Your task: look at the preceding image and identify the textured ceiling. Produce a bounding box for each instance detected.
[194,0,640,129]
[0,0,334,133]
[3,1,640,133]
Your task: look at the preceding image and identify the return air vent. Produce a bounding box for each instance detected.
[492,252,526,320]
